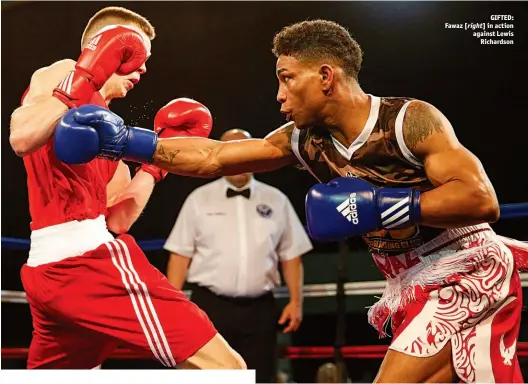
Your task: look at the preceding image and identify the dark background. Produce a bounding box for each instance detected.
[2,1,527,381]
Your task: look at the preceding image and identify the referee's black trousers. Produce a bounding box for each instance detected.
[190,285,278,383]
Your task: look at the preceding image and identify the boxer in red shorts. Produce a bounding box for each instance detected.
[55,19,527,382]
[9,6,245,370]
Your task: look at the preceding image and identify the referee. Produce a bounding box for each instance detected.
[164,129,313,382]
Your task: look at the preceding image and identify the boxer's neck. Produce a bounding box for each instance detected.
[322,85,371,148]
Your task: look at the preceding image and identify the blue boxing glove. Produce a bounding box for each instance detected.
[54,105,158,164]
[305,177,421,241]
[54,107,100,164]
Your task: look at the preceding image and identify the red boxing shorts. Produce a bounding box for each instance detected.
[21,234,217,369]
[369,224,524,383]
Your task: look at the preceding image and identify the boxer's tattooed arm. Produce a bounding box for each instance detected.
[403,101,444,151]
[284,123,295,150]
[156,144,180,163]
[265,121,295,154]
[152,130,296,177]
[407,100,499,226]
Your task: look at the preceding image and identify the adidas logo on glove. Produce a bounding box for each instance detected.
[336,193,360,224]
[305,177,420,242]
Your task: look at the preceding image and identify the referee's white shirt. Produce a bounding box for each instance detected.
[164,177,313,298]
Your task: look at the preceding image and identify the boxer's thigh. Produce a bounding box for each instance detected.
[115,284,242,369]
[450,248,523,382]
[27,301,116,369]
[374,342,455,383]
[66,238,243,369]
[101,278,244,369]
[178,333,246,370]
[459,286,523,382]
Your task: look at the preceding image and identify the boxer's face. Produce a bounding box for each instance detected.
[100,25,152,100]
[276,55,328,129]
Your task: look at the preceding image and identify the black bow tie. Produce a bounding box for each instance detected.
[227,188,251,199]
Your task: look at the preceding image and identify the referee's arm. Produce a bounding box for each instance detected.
[277,194,313,332]
[280,256,303,305]
[167,253,191,290]
[164,194,197,291]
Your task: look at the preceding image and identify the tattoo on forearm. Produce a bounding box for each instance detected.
[156,144,180,163]
[404,102,444,150]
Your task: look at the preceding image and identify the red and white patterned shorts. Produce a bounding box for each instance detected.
[369,224,524,383]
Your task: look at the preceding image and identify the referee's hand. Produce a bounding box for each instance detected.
[278,301,303,333]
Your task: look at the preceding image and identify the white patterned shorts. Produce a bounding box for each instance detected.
[369,224,524,383]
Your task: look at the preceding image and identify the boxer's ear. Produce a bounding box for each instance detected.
[319,64,334,93]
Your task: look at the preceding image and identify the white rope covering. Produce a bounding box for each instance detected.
[2,274,527,303]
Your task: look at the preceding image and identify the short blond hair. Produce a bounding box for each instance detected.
[81,6,155,49]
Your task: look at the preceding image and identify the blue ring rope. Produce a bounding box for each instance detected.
[2,203,527,251]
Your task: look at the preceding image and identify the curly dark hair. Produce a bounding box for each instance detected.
[272,19,363,81]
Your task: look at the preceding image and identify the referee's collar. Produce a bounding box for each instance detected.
[221,176,256,197]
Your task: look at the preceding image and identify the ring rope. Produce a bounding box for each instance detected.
[2,203,527,252]
[2,273,527,304]
[2,344,528,360]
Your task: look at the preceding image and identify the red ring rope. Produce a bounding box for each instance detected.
[3,343,528,360]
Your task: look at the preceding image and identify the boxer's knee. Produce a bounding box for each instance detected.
[375,343,455,383]
[229,347,247,370]
[179,333,246,370]
[207,334,247,369]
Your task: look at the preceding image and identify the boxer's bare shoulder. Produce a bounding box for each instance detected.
[402,100,457,159]
[24,59,75,105]
[32,59,75,78]
[10,59,74,156]
[264,121,295,155]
